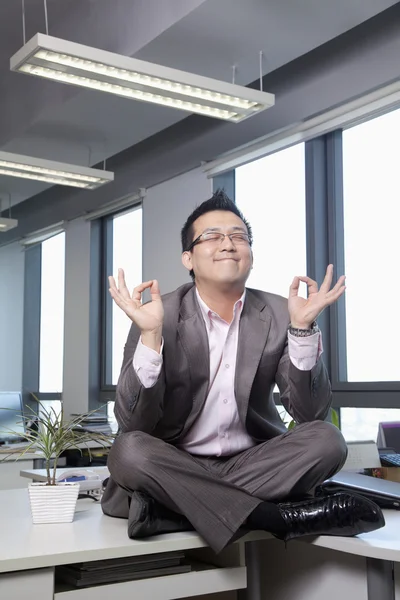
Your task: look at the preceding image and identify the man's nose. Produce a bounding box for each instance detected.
[220,235,235,250]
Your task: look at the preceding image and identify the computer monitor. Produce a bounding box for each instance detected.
[377,421,400,453]
[0,392,25,442]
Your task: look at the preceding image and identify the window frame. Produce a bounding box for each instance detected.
[325,128,400,407]
[98,202,143,402]
[22,240,63,413]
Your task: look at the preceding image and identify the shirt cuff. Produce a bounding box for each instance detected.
[287,330,323,371]
[132,337,164,388]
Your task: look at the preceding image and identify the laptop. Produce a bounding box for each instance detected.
[318,471,400,510]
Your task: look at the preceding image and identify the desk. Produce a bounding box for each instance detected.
[246,511,400,600]
[1,487,400,600]
[0,488,267,600]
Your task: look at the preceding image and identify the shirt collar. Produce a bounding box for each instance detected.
[195,288,246,325]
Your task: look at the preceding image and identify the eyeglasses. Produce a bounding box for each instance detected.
[187,231,250,251]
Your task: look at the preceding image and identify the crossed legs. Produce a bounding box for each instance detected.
[107,421,347,553]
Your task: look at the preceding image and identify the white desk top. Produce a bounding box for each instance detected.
[1,488,400,574]
[305,508,400,561]
[0,488,268,573]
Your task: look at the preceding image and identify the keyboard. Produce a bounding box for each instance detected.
[380,453,400,467]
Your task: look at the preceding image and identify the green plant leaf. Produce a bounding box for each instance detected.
[330,408,339,428]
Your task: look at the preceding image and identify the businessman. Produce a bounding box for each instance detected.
[102,190,384,553]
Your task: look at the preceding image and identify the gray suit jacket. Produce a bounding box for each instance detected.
[102,283,332,518]
[114,283,332,441]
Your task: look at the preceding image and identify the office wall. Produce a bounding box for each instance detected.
[143,167,212,293]
[0,242,24,390]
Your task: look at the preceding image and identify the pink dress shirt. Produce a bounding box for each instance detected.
[132,290,322,457]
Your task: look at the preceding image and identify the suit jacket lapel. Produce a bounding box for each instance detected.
[235,290,272,425]
[177,287,210,432]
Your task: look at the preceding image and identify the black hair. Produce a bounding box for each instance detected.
[181,189,253,281]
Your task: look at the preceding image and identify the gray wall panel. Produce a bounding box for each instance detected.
[143,168,212,293]
[62,219,91,416]
[0,243,25,390]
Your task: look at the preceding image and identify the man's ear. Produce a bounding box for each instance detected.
[182,251,192,272]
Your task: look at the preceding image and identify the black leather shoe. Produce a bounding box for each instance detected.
[276,492,385,542]
[128,491,194,539]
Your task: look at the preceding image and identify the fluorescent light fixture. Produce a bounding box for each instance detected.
[0,150,114,189]
[10,33,275,123]
[0,217,18,232]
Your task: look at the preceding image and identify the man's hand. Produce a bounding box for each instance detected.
[288,264,346,329]
[108,269,164,352]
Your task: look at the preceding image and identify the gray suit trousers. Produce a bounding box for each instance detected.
[107,421,347,553]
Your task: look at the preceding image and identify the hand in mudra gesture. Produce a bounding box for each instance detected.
[108,269,164,334]
[288,264,346,328]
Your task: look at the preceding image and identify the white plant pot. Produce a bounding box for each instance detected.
[28,481,80,524]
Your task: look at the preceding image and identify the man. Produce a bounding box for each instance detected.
[102,190,384,553]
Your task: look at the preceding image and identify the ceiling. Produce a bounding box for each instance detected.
[0,0,398,210]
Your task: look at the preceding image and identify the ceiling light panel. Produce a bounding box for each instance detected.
[10,34,275,122]
[0,151,114,189]
[0,217,18,232]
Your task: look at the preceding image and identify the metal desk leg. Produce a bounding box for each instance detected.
[367,558,394,600]
[238,541,262,600]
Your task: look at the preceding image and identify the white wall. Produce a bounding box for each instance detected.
[143,167,212,293]
[0,242,24,390]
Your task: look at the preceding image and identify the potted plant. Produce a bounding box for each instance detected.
[0,398,114,524]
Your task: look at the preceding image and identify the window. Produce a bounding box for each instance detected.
[112,207,143,384]
[342,109,400,382]
[235,144,307,297]
[340,407,400,442]
[104,206,143,386]
[39,232,66,393]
